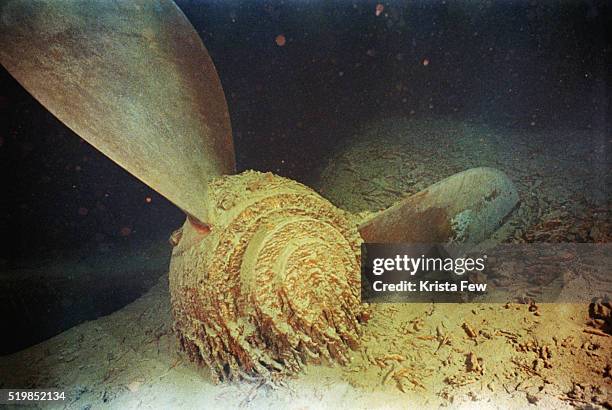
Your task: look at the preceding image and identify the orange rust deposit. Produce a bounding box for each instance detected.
[187,215,211,235]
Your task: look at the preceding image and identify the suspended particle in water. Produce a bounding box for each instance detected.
[120,226,132,236]
[78,207,88,216]
[275,34,286,46]
[375,4,384,16]
[422,58,430,66]
[145,196,152,203]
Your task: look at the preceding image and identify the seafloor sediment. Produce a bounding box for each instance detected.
[1,276,610,409]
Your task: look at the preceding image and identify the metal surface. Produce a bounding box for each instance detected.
[0,0,235,223]
[359,167,519,244]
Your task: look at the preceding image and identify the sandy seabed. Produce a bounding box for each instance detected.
[1,276,610,409]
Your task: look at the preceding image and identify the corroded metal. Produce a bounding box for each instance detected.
[0,0,235,223]
[359,167,519,244]
[169,171,367,382]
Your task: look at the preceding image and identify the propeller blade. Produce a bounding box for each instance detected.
[0,0,235,224]
[359,167,519,244]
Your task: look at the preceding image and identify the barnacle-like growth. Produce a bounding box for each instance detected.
[169,171,367,382]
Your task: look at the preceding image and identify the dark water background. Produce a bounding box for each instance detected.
[0,0,609,353]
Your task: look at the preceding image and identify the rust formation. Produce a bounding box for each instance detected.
[169,171,368,381]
